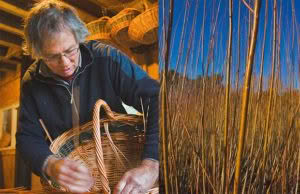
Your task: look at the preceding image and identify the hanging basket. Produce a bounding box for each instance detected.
[41,99,159,194]
[128,4,158,45]
[108,8,142,48]
[86,16,112,43]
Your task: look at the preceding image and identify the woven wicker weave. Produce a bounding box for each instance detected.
[86,16,112,43]
[128,4,158,45]
[41,99,158,194]
[109,8,141,48]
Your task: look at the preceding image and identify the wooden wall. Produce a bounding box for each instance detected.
[0,149,16,188]
[0,66,20,188]
[0,69,20,110]
[134,47,159,80]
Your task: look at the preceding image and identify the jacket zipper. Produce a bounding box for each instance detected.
[69,70,84,121]
[37,62,91,104]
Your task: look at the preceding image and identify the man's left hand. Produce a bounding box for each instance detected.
[113,159,159,194]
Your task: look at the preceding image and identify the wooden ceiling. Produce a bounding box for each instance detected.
[0,0,146,74]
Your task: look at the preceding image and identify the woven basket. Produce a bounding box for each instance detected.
[41,99,158,194]
[86,16,112,43]
[128,4,158,45]
[108,8,141,48]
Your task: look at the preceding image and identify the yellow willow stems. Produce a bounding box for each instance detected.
[160,75,169,194]
[222,0,232,193]
[161,0,174,193]
[250,0,268,158]
[263,0,277,171]
[233,1,262,194]
[296,150,300,194]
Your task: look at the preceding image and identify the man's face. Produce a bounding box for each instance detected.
[41,29,80,78]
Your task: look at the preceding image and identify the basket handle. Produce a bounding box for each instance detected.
[92,99,112,194]
[92,99,141,193]
[93,99,130,194]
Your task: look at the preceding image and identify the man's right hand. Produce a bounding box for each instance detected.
[46,156,94,193]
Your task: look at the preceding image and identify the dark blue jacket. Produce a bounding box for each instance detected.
[16,41,159,177]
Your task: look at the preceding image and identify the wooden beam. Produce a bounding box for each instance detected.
[33,0,97,22]
[0,30,23,47]
[0,0,28,18]
[5,47,21,59]
[0,61,17,72]
[0,58,19,65]
[1,0,97,22]
[86,0,148,13]
[10,56,22,62]
[72,5,97,22]
[85,0,121,12]
[0,45,7,56]
[0,40,20,48]
[0,58,19,75]
[85,0,107,8]
[1,0,34,11]
[0,10,23,36]
[0,67,14,72]
[0,23,23,36]
[63,0,103,18]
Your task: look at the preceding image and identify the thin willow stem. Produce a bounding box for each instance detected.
[233,1,262,193]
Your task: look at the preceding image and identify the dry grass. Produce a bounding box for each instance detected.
[159,1,299,193]
[160,74,300,193]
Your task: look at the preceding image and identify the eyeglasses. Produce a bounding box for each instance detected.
[42,47,79,63]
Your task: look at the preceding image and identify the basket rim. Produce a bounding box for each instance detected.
[128,5,158,44]
[87,16,111,26]
[108,8,141,25]
[129,4,158,28]
[49,114,143,151]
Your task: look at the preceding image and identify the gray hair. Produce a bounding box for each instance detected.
[23,0,90,59]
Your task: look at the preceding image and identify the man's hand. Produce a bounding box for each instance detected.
[113,159,159,194]
[46,156,94,193]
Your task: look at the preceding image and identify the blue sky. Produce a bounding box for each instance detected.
[159,0,300,88]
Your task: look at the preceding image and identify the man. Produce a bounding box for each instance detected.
[16,0,159,193]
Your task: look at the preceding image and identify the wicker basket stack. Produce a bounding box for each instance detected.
[108,8,142,48]
[128,3,158,45]
[41,99,158,194]
[86,16,112,43]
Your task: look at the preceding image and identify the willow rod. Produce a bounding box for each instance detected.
[250,0,268,158]
[222,0,233,193]
[161,0,174,193]
[263,0,277,171]
[233,1,262,194]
